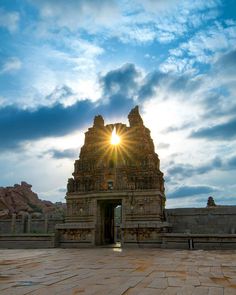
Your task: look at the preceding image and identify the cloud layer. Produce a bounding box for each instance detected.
[0,0,236,206]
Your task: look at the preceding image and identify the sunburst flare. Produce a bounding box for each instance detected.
[110,127,121,145]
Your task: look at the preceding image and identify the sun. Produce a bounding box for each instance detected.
[110,127,121,145]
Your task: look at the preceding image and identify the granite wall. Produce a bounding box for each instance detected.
[166,206,236,234]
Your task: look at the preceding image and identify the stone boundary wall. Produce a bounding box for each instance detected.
[0,217,64,234]
[121,233,236,250]
[0,233,235,249]
[0,234,56,248]
[161,233,236,250]
[166,206,236,234]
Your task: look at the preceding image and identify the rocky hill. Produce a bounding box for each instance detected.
[0,181,65,218]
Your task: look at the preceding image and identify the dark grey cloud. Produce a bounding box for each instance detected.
[200,89,236,121]
[138,71,166,100]
[98,63,140,114]
[101,63,139,97]
[164,122,193,133]
[192,49,236,124]
[45,85,74,104]
[167,155,236,181]
[169,75,202,94]
[168,185,217,199]
[215,49,236,75]
[0,97,135,152]
[167,163,214,180]
[58,188,66,193]
[190,117,236,140]
[138,70,202,102]
[0,100,93,151]
[227,156,236,169]
[47,148,78,159]
[198,49,236,121]
[201,92,227,119]
[1,59,235,153]
[167,164,192,178]
[0,64,141,152]
[216,196,236,206]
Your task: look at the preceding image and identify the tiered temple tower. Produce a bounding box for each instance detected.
[57,106,169,247]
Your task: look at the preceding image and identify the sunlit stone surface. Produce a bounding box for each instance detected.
[0,248,236,294]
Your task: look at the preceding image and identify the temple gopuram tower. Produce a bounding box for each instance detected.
[57,106,170,247]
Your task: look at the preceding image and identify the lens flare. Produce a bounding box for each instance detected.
[110,127,120,145]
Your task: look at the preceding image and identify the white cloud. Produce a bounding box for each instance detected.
[118,25,157,43]
[169,48,183,57]
[177,22,236,64]
[29,0,221,45]
[1,0,235,208]
[0,96,8,107]
[0,130,85,202]
[138,0,218,13]
[159,21,236,78]
[0,8,19,32]
[137,46,236,199]
[120,0,220,44]
[159,57,195,74]
[13,37,103,107]
[138,0,179,12]
[31,0,120,32]
[0,57,22,74]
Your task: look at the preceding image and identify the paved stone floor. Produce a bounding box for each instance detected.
[0,248,236,295]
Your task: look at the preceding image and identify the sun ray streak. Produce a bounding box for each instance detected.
[110,127,120,145]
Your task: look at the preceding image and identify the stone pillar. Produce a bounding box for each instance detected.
[114,225,117,243]
[27,214,31,233]
[11,213,16,234]
[21,214,25,233]
[44,214,48,233]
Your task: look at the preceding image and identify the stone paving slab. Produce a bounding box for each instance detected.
[0,248,236,295]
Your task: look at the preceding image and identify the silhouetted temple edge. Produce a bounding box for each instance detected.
[56,106,171,247]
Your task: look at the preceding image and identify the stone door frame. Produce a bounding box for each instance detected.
[95,198,122,246]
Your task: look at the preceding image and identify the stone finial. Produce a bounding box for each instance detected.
[207,196,216,207]
[128,106,143,127]
[93,115,104,127]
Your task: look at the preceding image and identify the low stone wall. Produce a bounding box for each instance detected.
[0,219,22,234]
[0,207,235,249]
[0,217,64,234]
[1,232,235,249]
[161,233,236,250]
[0,234,56,248]
[166,206,236,234]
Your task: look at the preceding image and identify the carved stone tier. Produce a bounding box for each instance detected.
[57,106,170,247]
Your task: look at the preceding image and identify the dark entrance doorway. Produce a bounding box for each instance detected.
[96,199,122,245]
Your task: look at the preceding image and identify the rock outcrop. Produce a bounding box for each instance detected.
[0,181,65,218]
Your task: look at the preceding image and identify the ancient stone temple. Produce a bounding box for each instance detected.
[57,106,169,247]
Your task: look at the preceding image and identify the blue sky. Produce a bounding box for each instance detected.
[0,0,236,208]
